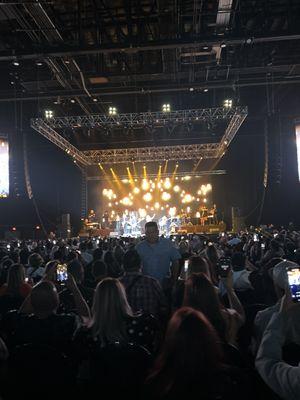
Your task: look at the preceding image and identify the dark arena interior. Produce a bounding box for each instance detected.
[0,1,300,399]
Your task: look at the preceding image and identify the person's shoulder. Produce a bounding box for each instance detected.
[136,239,147,249]
[255,304,277,325]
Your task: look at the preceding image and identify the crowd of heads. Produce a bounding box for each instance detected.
[0,224,299,398]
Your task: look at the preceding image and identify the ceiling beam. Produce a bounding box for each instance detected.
[1,77,300,102]
[0,33,300,61]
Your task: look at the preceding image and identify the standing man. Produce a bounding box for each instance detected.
[136,221,181,287]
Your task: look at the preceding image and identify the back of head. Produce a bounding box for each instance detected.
[67,259,84,283]
[183,273,225,339]
[30,281,59,316]
[145,221,158,231]
[93,248,103,261]
[28,253,43,269]
[7,263,25,295]
[231,252,246,271]
[270,239,280,252]
[147,307,222,394]
[205,245,218,264]
[91,278,132,343]
[123,249,141,272]
[187,256,211,280]
[92,260,107,280]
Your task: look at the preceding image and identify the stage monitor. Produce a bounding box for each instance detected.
[0,139,9,198]
[296,124,300,182]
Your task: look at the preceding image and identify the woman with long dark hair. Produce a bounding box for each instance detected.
[146,307,250,399]
[183,273,245,345]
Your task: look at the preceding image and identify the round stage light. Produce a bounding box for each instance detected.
[133,187,140,194]
[203,198,207,203]
[143,192,152,202]
[173,185,180,192]
[161,192,171,201]
[121,197,132,206]
[154,202,160,210]
[183,194,193,203]
[164,178,172,189]
[141,179,150,191]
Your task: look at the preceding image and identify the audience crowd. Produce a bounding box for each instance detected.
[0,222,300,399]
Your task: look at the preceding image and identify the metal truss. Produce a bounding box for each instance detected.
[31,119,91,166]
[83,143,219,164]
[30,106,247,165]
[32,106,247,129]
[87,170,226,181]
[217,111,248,157]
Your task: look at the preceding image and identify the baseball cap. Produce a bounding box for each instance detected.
[272,260,298,289]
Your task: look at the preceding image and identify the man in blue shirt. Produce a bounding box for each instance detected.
[135,221,181,286]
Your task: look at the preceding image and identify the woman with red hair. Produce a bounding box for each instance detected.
[145,307,251,399]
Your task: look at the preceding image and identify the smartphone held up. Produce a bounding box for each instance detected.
[56,264,68,283]
[218,258,231,278]
[287,267,300,303]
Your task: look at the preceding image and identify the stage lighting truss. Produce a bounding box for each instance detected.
[30,106,247,165]
[87,170,226,181]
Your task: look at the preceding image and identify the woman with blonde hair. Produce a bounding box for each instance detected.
[76,278,158,352]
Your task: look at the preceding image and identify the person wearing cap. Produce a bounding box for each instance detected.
[254,260,299,349]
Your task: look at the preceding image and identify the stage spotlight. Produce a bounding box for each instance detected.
[109,106,117,115]
[183,194,193,203]
[161,192,171,201]
[162,103,171,113]
[70,99,76,103]
[187,207,191,213]
[223,99,233,108]
[121,197,132,206]
[141,179,150,191]
[133,187,140,194]
[220,42,226,48]
[164,178,172,189]
[154,202,160,210]
[36,61,43,66]
[204,88,209,92]
[196,212,200,218]
[203,198,207,203]
[173,185,180,192]
[12,60,20,66]
[44,110,54,119]
[143,192,152,202]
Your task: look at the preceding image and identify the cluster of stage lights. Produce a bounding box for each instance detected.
[102,178,212,218]
[43,99,233,119]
